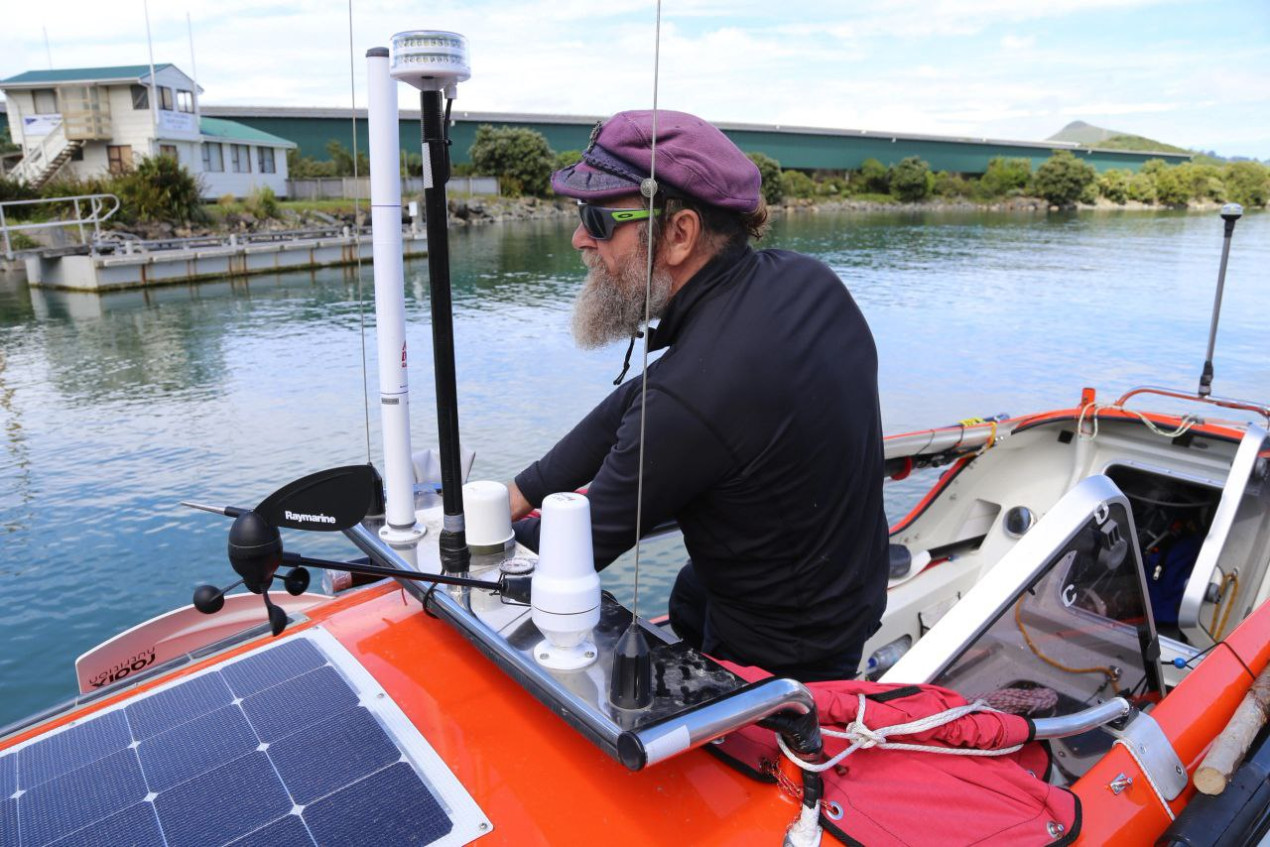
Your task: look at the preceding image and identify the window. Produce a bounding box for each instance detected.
[201,142,224,173]
[160,87,174,111]
[177,90,194,113]
[160,144,178,161]
[257,147,276,174]
[32,89,58,114]
[131,85,150,110]
[230,144,251,173]
[107,145,134,174]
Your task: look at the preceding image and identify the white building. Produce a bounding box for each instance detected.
[1,64,295,198]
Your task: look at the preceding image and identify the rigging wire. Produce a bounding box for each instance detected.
[348,0,372,464]
[629,0,664,623]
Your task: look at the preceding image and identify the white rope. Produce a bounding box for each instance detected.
[776,694,1023,774]
[1077,403,1200,443]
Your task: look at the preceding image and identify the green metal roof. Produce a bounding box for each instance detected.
[1,64,173,86]
[199,117,296,148]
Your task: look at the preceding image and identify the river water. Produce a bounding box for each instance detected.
[0,208,1266,726]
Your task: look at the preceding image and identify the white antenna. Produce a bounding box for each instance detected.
[43,27,53,69]
[630,0,664,624]
[185,12,200,115]
[143,0,159,156]
[609,0,663,712]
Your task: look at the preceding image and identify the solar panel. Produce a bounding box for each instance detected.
[0,630,491,846]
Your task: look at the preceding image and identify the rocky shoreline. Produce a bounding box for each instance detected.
[109,193,1232,242]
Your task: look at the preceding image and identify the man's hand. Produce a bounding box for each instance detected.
[508,481,533,521]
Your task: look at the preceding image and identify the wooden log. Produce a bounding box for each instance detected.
[1194,663,1270,795]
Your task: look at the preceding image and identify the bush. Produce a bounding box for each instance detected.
[858,158,889,193]
[1032,150,1097,206]
[554,150,582,172]
[1174,163,1225,202]
[1097,169,1131,204]
[245,186,280,219]
[815,174,849,197]
[218,193,238,206]
[1151,167,1190,206]
[1127,172,1157,204]
[932,171,972,198]
[287,149,339,178]
[113,155,207,224]
[980,157,1032,197]
[325,141,368,177]
[469,125,555,197]
[747,152,784,206]
[1078,181,1100,205]
[780,169,816,199]
[889,156,933,202]
[1222,161,1269,207]
[0,176,38,205]
[1140,158,1171,177]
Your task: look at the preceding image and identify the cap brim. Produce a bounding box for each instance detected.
[551,160,644,202]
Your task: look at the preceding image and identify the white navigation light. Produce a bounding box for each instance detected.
[532,493,601,670]
[390,30,471,93]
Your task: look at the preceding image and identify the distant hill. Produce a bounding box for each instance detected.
[1047,120,1190,155]
[1048,120,1127,144]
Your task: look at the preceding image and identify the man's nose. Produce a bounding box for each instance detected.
[572,223,596,251]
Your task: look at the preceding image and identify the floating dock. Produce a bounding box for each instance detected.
[22,227,426,292]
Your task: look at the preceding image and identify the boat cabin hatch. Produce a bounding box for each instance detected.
[884,475,1165,780]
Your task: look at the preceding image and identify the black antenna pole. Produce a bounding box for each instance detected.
[420,89,469,574]
[1198,203,1243,398]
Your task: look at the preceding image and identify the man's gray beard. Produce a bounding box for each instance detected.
[571,247,673,350]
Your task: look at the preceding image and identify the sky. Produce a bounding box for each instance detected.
[4,0,1269,159]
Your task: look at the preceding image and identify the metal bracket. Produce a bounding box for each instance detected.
[1105,711,1187,801]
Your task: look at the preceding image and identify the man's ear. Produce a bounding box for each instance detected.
[660,208,701,268]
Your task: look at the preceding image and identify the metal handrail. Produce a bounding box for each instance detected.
[9,122,70,185]
[1,193,121,260]
[1114,385,1270,424]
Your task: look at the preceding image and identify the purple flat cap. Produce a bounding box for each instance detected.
[552,110,761,213]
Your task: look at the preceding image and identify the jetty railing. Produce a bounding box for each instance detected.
[92,225,374,256]
[1,193,121,260]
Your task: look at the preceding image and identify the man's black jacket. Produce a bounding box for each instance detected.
[515,243,889,672]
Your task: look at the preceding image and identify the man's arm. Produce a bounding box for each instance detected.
[516,384,736,568]
[513,378,642,509]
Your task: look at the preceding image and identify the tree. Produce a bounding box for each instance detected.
[889,156,933,202]
[858,158,889,193]
[980,157,1031,196]
[1126,172,1157,204]
[286,149,338,178]
[746,152,784,206]
[1222,161,1269,207]
[780,169,816,199]
[932,171,971,198]
[1174,163,1225,202]
[1151,166,1190,206]
[113,155,207,224]
[1032,150,1097,207]
[324,141,369,177]
[1097,169,1130,204]
[554,150,582,171]
[469,125,555,197]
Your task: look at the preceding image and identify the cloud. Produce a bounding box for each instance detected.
[1000,34,1036,50]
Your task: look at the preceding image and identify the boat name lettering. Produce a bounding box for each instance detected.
[89,646,156,688]
[285,510,337,525]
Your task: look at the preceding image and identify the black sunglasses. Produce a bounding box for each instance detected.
[577,202,662,241]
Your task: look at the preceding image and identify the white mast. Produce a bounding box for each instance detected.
[143,0,159,156]
[365,47,423,541]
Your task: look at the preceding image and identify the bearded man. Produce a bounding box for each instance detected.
[508,110,888,682]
